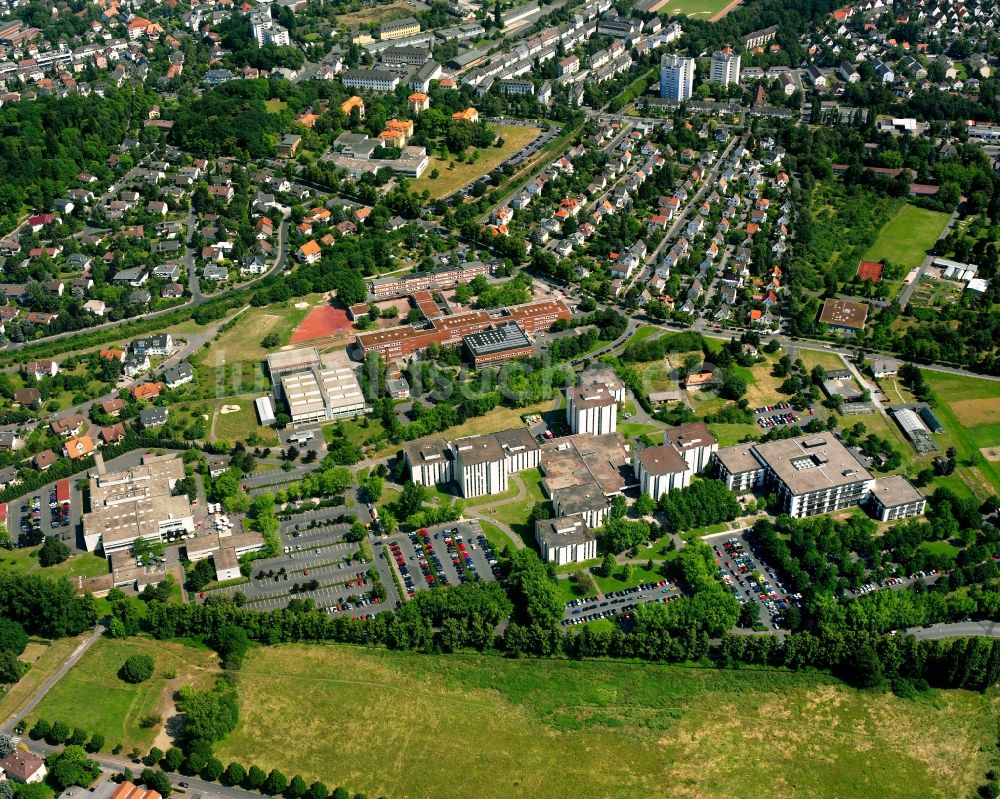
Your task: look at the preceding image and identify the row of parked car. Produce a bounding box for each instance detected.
[561,580,677,627]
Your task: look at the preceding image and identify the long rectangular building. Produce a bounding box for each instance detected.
[357,300,571,360]
[369,261,496,298]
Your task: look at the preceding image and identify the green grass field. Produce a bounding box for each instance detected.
[26,637,220,751]
[0,637,84,724]
[213,399,279,445]
[709,422,759,447]
[921,370,1000,497]
[213,643,997,799]
[0,548,108,581]
[409,125,543,199]
[863,205,951,270]
[658,0,738,17]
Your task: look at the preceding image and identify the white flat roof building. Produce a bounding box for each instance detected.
[536,514,596,565]
[567,385,617,436]
[83,454,194,554]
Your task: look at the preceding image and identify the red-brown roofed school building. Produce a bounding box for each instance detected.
[356,300,571,360]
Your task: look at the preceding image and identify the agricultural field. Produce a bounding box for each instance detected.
[863,205,952,270]
[26,637,220,752]
[409,125,542,200]
[921,370,1000,497]
[215,643,998,799]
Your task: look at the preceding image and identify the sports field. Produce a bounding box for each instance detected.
[658,0,740,17]
[409,125,542,200]
[863,205,951,269]
[214,643,997,799]
[290,304,352,343]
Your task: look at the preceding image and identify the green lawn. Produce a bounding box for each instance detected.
[476,520,519,555]
[26,637,220,752]
[0,637,84,724]
[658,0,738,17]
[708,422,759,447]
[618,421,664,439]
[863,205,952,270]
[409,125,543,199]
[918,539,960,565]
[0,548,108,581]
[214,399,279,444]
[489,471,547,540]
[921,370,1000,497]
[213,643,997,799]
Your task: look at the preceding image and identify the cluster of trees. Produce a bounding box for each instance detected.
[28,720,104,756]
[657,480,741,534]
[600,517,654,555]
[621,331,706,364]
[0,572,96,638]
[0,618,27,684]
[119,654,155,684]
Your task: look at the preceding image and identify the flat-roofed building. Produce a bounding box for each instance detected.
[494,427,540,473]
[747,433,874,518]
[712,441,764,492]
[567,385,617,436]
[452,433,508,497]
[83,454,194,554]
[266,347,322,398]
[819,298,868,333]
[281,363,365,424]
[663,421,717,473]
[255,395,276,425]
[551,479,609,528]
[866,475,926,522]
[578,365,625,403]
[536,514,596,565]
[403,437,454,486]
[540,432,632,497]
[463,322,533,366]
[633,443,690,500]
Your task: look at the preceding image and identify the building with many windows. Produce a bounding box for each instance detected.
[866,475,926,522]
[567,385,618,436]
[663,421,717,473]
[712,433,874,518]
[633,444,691,500]
[710,47,741,85]
[403,437,454,487]
[452,434,508,498]
[660,54,695,100]
[378,17,421,39]
[536,514,597,565]
[83,454,195,554]
[341,69,400,92]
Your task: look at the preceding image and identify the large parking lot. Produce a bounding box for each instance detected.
[200,519,388,617]
[754,401,813,431]
[380,520,499,600]
[705,530,801,630]
[561,578,682,628]
[13,483,80,548]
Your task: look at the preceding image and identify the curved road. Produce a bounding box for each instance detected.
[906,620,1000,640]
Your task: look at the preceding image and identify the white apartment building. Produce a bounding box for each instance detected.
[341,69,400,93]
[452,434,508,498]
[663,421,717,473]
[866,475,926,522]
[551,480,610,528]
[567,386,617,436]
[660,54,695,100]
[710,47,741,85]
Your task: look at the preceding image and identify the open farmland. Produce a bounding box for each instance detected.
[214,643,997,799]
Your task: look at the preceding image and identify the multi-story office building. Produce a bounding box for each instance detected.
[536,514,597,565]
[660,54,695,100]
[713,441,764,493]
[663,421,717,473]
[403,437,454,486]
[551,480,610,528]
[341,69,400,93]
[567,386,618,436]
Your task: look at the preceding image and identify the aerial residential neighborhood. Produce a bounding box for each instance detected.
[0,0,997,797]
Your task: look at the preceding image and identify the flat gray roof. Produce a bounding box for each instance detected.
[552,479,608,514]
[453,433,505,466]
[869,475,923,508]
[636,443,689,475]
[536,514,594,547]
[752,433,873,495]
[714,441,762,474]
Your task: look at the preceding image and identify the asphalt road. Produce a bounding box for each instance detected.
[906,620,1000,640]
